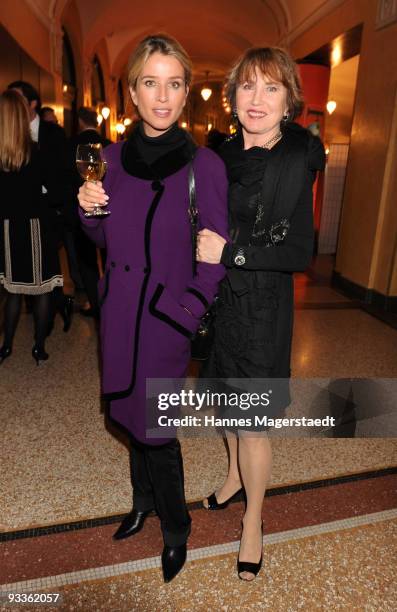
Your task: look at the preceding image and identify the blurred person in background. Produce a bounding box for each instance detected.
[40,106,58,124]
[8,80,74,332]
[0,90,64,364]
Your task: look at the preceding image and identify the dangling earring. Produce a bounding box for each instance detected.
[282,111,290,123]
[232,108,239,120]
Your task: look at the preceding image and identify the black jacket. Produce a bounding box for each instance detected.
[220,122,325,277]
[37,119,67,211]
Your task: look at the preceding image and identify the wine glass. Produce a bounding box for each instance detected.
[76,143,110,217]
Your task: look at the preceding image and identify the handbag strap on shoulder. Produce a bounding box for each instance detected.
[188,157,198,277]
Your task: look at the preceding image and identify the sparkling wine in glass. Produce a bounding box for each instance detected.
[76,143,110,217]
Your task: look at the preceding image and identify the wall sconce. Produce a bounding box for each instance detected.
[101,106,110,120]
[201,71,212,101]
[116,122,126,135]
[181,121,188,129]
[326,100,337,115]
[123,118,132,126]
[63,84,68,93]
[97,114,103,125]
[331,44,342,67]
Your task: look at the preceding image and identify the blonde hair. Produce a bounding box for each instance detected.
[225,47,304,120]
[127,34,192,89]
[0,90,32,171]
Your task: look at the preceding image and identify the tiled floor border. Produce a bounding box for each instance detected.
[1,467,395,542]
[1,508,395,593]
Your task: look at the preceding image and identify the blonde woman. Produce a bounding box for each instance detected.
[0,90,63,364]
[77,35,228,582]
[198,47,325,580]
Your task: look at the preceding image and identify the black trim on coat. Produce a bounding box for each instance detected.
[149,283,193,338]
[102,182,165,401]
[186,287,209,310]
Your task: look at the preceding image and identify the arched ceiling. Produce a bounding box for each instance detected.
[26,0,346,79]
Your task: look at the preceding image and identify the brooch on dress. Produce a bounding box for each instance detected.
[252,217,290,246]
[267,218,290,246]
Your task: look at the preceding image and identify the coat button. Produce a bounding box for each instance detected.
[111,261,116,268]
[125,265,130,271]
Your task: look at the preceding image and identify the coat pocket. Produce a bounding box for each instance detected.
[149,283,199,338]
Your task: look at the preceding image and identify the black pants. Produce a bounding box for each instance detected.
[75,229,100,313]
[129,436,191,546]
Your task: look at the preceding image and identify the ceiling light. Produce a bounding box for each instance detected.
[201,71,212,101]
[326,100,337,114]
[101,106,110,120]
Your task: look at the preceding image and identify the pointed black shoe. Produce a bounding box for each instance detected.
[112,509,154,541]
[0,346,12,364]
[32,346,49,365]
[204,487,244,510]
[162,543,187,583]
[60,296,74,332]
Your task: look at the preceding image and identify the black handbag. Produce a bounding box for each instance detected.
[188,161,217,361]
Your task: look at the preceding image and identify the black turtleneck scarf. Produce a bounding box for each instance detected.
[121,121,197,180]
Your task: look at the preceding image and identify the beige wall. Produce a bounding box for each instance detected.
[290,0,397,297]
[0,0,51,73]
[324,55,359,145]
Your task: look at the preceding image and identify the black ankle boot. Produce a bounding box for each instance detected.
[112,508,154,541]
[162,543,187,583]
[0,345,12,364]
[32,346,49,365]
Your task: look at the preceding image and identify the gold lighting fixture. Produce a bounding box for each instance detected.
[201,71,212,101]
[326,100,337,114]
[101,106,110,120]
[116,122,126,135]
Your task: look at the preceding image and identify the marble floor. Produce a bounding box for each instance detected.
[1,255,396,610]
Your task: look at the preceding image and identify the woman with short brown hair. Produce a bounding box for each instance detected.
[198,47,325,581]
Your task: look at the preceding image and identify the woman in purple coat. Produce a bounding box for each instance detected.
[78,35,228,582]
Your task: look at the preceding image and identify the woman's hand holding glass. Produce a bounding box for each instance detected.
[78,181,109,215]
[197,229,226,264]
[76,143,110,217]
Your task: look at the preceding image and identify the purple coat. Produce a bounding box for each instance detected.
[80,141,228,444]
